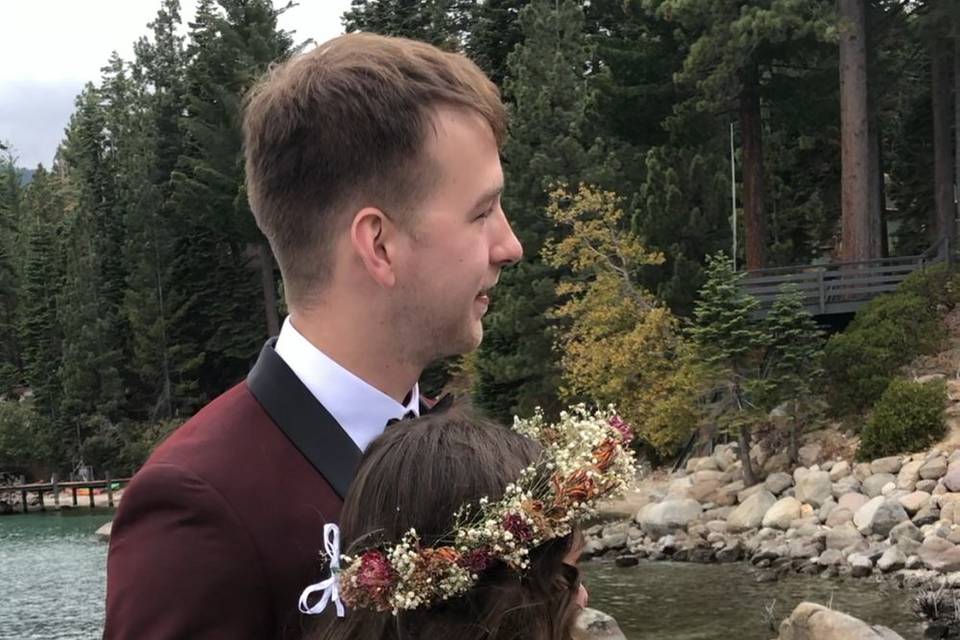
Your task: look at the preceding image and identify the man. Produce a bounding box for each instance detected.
[103,33,522,639]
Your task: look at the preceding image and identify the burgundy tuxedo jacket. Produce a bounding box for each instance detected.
[104,340,365,640]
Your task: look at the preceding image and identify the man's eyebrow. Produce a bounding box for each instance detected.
[471,184,504,211]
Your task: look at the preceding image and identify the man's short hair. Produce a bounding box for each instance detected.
[242,33,507,307]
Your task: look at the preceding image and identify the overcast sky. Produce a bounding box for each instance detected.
[1,0,353,168]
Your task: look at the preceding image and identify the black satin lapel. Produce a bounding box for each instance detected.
[246,338,361,500]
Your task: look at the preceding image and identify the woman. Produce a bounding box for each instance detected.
[303,405,633,640]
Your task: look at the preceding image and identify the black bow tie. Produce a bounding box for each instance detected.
[385,393,454,427]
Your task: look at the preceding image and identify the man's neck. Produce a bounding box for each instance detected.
[288,310,421,404]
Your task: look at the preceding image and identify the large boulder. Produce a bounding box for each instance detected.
[637,499,702,538]
[919,537,960,573]
[711,444,738,472]
[896,460,923,491]
[726,490,777,533]
[798,443,822,468]
[777,602,904,639]
[862,473,896,498]
[898,491,930,516]
[919,456,948,480]
[795,471,832,507]
[877,547,906,573]
[572,608,628,640]
[870,456,902,475]
[829,461,851,482]
[838,492,870,513]
[853,497,909,537]
[825,507,853,527]
[765,472,794,496]
[944,466,960,492]
[825,522,864,551]
[763,497,803,530]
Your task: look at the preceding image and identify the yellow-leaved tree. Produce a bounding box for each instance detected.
[543,184,704,459]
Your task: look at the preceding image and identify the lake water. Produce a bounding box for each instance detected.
[0,511,112,640]
[0,512,925,639]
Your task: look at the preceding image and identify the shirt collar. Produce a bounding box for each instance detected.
[273,316,419,452]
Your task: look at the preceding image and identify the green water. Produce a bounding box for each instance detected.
[581,560,924,639]
[0,511,112,640]
[0,514,926,639]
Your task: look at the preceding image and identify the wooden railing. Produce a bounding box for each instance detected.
[741,240,948,316]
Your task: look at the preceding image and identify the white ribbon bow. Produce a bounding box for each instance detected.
[298,523,346,618]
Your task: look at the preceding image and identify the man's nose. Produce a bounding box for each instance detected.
[492,211,523,267]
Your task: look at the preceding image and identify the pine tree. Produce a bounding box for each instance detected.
[690,252,768,485]
[165,0,292,403]
[762,283,825,463]
[0,152,23,395]
[473,0,619,421]
[342,0,472,48]
[465,0,528,86]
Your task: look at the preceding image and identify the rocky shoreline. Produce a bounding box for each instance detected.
[585,440,960,637]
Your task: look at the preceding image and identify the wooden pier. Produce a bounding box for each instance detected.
[8,475,131,513]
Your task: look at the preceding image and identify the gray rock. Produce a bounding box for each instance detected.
[862,473,896,498]
[826,507,853,527]
[798,443,822,468]
[763,497,803,530]
[711,444,738,473]
[826,522,864,551]
[838,492,870,513]
[912,503,941,527]
[572,607,628,640]
[796,471,833,508]
[916,479,939,493]
[765,472,794,496]
[832,477,862,499]
[896,460,924,491]
[692,456,720,472]
[848,552,874,577]
[776,602,905,639]
[95,521,112,542]
[829,461,851,482]
[888,520,922,544]
[919,536,960,572]
[898,491,930,515]
[919,456,948,480]
[712,481,744,507]
[727,490,778,533]
[877,547,906,573]
[818,498,838,523]
[853,497,909,537]
[737,483,765,505]
[636,499,703,538]
[716,539,744,563]
[853,463,874,482]
[870,456,902,475]
[945,466,960,492]
[817,549,844,566]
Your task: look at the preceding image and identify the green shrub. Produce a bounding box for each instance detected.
[857,378,946,460]
[824,291,945,415]
[0,400,51,467]
[897,263,960,310]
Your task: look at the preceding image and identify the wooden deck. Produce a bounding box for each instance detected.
[6,476,131,513]
[741,241,950,317]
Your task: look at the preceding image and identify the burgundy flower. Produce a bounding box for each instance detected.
[608,415,633,444]
[354,550,396,593]
[458,547,495,573]
[502,513,534,543]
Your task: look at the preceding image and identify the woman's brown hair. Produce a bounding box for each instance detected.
[309,407,581,640]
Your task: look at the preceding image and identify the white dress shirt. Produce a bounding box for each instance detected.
[273,316,420,452]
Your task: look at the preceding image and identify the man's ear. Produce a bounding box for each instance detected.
[350,207,397,288]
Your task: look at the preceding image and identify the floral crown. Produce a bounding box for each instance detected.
[298,405,636,617]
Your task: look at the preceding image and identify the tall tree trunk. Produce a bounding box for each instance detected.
[955,32,959,260]
[932,35,955,255]
[739,61,766,270]
[839,0,873,262]
[866,6,884,258]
